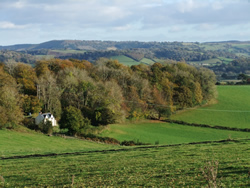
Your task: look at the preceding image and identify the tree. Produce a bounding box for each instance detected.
[13,63,37,95]
[60,106,90,136]
[0,67,23,128]
[37,72,61,118]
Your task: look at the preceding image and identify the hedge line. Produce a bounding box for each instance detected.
[165,119,250,132]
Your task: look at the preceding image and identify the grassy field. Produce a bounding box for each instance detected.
[0,129,120,158]
[111,55,140,66]
[188,58,220,65]
[0,139,249,187]
[139,58,155,65]
[188,57,233,66]
[99,121,249,145]
[0,85,249,187]
[35,55,55,60]
[50,49,85,54]
[172,85,250,129]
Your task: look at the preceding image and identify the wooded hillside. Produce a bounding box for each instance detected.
[0,58,216,135]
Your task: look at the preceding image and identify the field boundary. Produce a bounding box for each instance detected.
[1,139,248,161]
[164,119,250,132]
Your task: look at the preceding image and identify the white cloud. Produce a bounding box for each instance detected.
[0,0,249,45]
[177,0,205,13]
[0,21,27,29]
[169,26,184,33]
[196,23,217,31]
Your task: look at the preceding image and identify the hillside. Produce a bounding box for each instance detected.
[1,40,250,82]
[0,135,249,187]
[0,129,120,158]
[172,85,250,128]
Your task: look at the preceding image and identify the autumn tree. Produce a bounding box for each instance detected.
[37,72,61,118]
[13,63,37,95]
[0,67,23,128]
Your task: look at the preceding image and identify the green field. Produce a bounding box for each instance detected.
[35,55,55,60]
[200,43,227,51]
[1,85,250,187]
[188,58,221,65]
[111,55,140,66]
[0,139,249,187]
[188,57,233,66]
[99,121,249,145]
[172,85,250,129]
[139,58,155,65]
[0,129,120,158]
[50,49,85,54]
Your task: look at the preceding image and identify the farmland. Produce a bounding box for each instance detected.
[172,86,250,129]
[110,55,139,66]
[99,121,249,145]
[0,138,249,187]
[0,129,120,158]
[1,72,250,187]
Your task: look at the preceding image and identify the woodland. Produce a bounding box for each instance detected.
[0,58,216,135]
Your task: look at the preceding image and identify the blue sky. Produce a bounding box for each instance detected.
[0,0,250,45]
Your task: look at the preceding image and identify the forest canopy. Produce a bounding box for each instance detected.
[0,58,217,133]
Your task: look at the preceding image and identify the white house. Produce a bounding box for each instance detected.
[35,113,57,126]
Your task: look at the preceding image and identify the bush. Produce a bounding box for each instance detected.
[38,121,53,135]
[60,106,91,135]
[78,133,120,145]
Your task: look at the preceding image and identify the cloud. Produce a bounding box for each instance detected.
[0,21,28,29]
[0,0,249,45]
[169,26,184,33]
[195,23,217,31]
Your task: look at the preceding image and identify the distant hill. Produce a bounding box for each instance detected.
[0,40,249,80]
[1,40,249,51]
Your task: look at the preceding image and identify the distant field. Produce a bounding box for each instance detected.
[0,129,120,158]
[217,57,233,63]
[139,58,155,65]
[111,55,140,66]
[188,58,220,65]
[200,43,227,51]
[99,121,249,145]
[188,57,233,66]
[236,53,250,57]
[0,139,249,187]
[50,49,85,54]
[35,55,55,60]
[172,85,250,129]
[231,43,250,49]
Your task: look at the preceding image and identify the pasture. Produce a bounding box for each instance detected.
[0,129,120,158]
[139,58,155,65]
[111,55,140,66]
[172,85,250,129]
[0,139,249,187]
[99,121,249,145]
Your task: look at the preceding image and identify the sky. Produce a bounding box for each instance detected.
[0,0,250,45]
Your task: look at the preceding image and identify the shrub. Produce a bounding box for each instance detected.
[38,121,53,135]
[60,106,91,136]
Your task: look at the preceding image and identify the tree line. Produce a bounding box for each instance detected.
[0,58,216,135]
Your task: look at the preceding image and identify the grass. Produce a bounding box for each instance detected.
[172,85,250,129]
[35,55,55,60]
[49,49,85,54]
[188,57,232,65]
[0,129,120,158]
[99,121,249,145]
[217,57,233,63]
[111,55,140,66]
[0,139,249,187]
[188,58,221,65]
[200,43,227,51]
[139,58,155,65]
